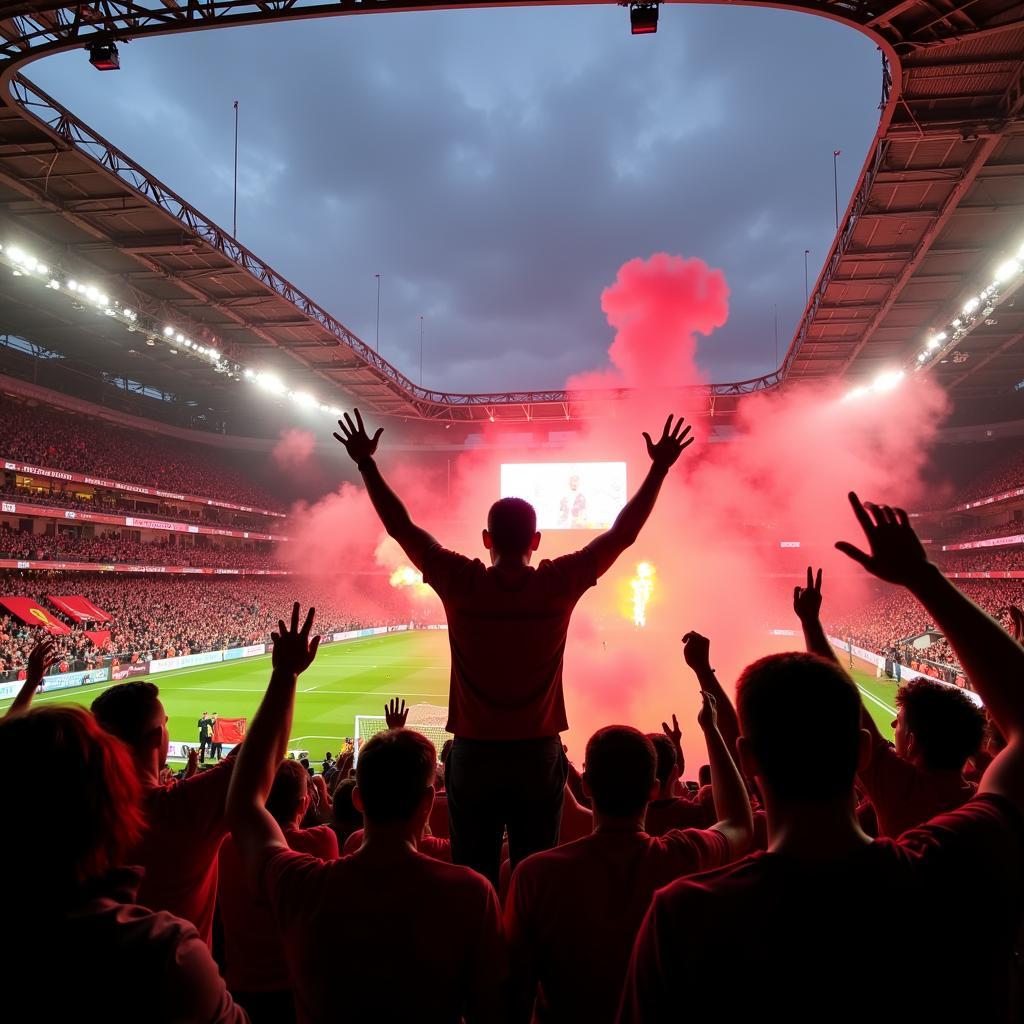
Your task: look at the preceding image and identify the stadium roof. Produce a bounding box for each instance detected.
[0,0,1022,423]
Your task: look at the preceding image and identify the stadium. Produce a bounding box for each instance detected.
[1,0,1023,1020]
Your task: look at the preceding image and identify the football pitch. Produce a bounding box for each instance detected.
[1,629,897,758]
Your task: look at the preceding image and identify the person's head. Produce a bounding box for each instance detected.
[353,729,436,830]
[324,751,333,761]
[584,726,658,820]
[697,764,712,788]
[331,777,362,838]
[91,681,168,768]
[645,733,680,793]
[0,707,145,894]
[266,758,311,828]
[736,652,867,803]
[483,497,539,563]
[893,679,986,771]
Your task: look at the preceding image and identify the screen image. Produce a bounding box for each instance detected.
[500,462,627,530]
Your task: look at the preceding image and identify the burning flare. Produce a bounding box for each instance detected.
[389,565,433,599]
[630,562,656,628]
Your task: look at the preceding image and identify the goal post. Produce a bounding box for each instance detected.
[353,703,452,764]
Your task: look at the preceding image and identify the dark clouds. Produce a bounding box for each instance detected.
[30,5,879,393]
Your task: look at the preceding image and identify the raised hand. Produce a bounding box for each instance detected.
[696,691,718,733]
[661,713,682,748]
[793,566,823,625]
[385,697,408,730]
[642,414,694,472]
[333,408,383,465]
[682,631,712,675]
[271,602,321,676]
[25,638,56,689]
[835,492,931,587]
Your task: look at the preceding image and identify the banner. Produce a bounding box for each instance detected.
[0,596,71,634]
[0,499,289,540]
[946,571,1024,579]
[149,650,224,674]
[48,594,112,624]
[942,534,1024,551]
[39,666,111,692]
[2,456,287,518]
[111,663,150,681]
[0,560,292,576]
[212,717,246,744]
[224,643,266,660]
[85,630,112,648]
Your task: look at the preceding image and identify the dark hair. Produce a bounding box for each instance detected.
[736,652,861,801]
[0,707,145,891]
[646,733,679,786]
[697,764,712,788]
[585,726,656,817]
[896,679,985,771]
[355,729,436,824]
[486,497,537,557]
[266,759,310,826]
[91,681,162,750]
[439,738,453,765]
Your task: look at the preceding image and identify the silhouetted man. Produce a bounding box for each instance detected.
[198,711,213,762]
[335,408,693,885]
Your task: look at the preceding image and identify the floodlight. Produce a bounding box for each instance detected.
[629,3,659,34]
[88,42,120,72]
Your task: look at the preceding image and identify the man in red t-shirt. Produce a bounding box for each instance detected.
[642,725,714,836]
[335,408,694,884]
[219,757,338,1022]
[507,689,751,1024]
[226,603,507,1024]
[793,566,985,836]
[92,680,233,945]
[620,495,1024,1021]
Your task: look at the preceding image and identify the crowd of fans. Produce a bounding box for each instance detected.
[0,399,283,511]
[932,519,1024,544]
[3,454,1023,1021]
[956,448,1024,503]
[938,548,1024,573]
[0,574,414,676]
[0,525,284,570]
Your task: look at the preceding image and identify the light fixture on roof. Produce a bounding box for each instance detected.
[994,259,1021,284]
[962,296,980,314]
[629,3,659,34]
[87,41,120,72]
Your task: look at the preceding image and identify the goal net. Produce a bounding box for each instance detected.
[353,703,452,764]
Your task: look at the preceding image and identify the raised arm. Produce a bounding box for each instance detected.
[584,415,693,578]
[3,639,56,718]
[681,632,739,760]
[334,409,439,571]
[793,566,885,747]
[698,692,753,853]
[836,492,1024,806]
[226,603,321,865]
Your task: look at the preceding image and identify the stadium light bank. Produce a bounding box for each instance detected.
[0,239,344,420]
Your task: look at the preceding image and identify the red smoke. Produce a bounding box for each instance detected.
[284,251,948,764]
[272,428,316,468]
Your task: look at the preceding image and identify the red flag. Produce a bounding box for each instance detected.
[48,595,112,624]
[85,630,112,648]
[0,597,72,635]
[212,717,246,744]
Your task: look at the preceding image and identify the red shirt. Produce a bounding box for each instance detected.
[643,795,714,837]
[130,759,233,944]
[343,828,452,861]
[421,544,597,739]
[429,791,450,838]
[859,740,976,837]
[620,796,1024,1022]
[261,846,507,1024]
[14,868,244,1023]
[219,825,338,992]
[506,827,731,1024]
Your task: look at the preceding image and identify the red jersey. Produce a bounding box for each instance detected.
[261,846,507,1024]
[859,740,976,837]
[620,796,1024,1022]
[643,795,714,837]
[219,825,338,992]
[421,544,597,739]
[131,759,233,944]
[342,828,452,862]
[506,827,731,1023]
[15,868,244,1023]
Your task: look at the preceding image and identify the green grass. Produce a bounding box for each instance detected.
[0,633,896,758]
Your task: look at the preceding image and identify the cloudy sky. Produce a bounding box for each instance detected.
[31,5,880,393]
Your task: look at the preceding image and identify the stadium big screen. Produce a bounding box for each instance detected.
[500,462,627,530]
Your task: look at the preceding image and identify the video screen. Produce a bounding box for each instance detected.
[500,462,627,530]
